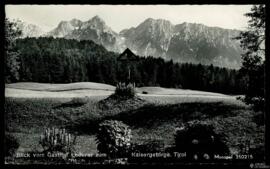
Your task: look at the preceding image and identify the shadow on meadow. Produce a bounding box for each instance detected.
[67,100,245,135]
[5,97,264,163]
[110,102,243,127]
[4,97,250,137]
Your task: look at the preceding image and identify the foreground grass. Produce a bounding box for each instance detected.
[5,95,264,160]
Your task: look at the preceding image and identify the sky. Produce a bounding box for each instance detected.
[5,5,252,33]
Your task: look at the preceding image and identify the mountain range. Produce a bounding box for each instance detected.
[16,20,45,38]
[16,16,243,69]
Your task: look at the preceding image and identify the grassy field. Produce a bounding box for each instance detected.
[6,82,236,98]
[5,82,115,91]
[4,82,265,163]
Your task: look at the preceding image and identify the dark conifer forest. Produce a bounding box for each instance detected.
[14,37,245,94]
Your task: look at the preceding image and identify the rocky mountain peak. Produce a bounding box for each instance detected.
[91,15,104,22]
[140,18,173,27]
[70,18,83,27]
[87,15,106,26]
[16,20,45,38]
[81,15,113,33]
[135,18,174,36]
[17,16,243,69]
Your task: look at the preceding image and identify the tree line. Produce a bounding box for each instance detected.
[10,37,245,94]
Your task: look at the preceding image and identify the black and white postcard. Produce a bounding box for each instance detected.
[3,3,269,167]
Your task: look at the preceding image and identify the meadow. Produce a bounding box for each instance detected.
[4,82,265,163]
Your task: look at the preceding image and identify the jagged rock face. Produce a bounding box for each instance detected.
[121,20,242,68]
[67,16,119,51]
[18,16,243,69]
[47,19,83,37]
[47,16,120,52]
[167,23,242,68]
[16,21,45,38]
[120,18,174,58]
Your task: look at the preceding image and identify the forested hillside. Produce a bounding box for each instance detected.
[14,37,245,94]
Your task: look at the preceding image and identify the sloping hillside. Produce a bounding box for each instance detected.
[5,82,237,99]
[6,82,115,91]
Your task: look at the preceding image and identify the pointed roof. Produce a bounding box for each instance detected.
[117,48,139,61]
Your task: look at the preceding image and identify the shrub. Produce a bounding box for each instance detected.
[174,120,229,160]
[142,91,148,94]
[237,95,265,112]
[39,127,76,154]
[4,133,19,157]
[114,82,135,98]
[96,120,132,158]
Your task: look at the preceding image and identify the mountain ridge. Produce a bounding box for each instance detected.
[15,16,243,69]
[16,20,45,38]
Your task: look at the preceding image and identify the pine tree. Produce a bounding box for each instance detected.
[235,5,265,111]
[5,18,22,83]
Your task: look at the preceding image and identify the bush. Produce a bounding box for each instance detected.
[39,127,76,154]
[4,133,19,157]
[237,95,265,112]
[96,120,132,158]
[174,120,229,160]
[142,91,148,94]
[114,82,135,98]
